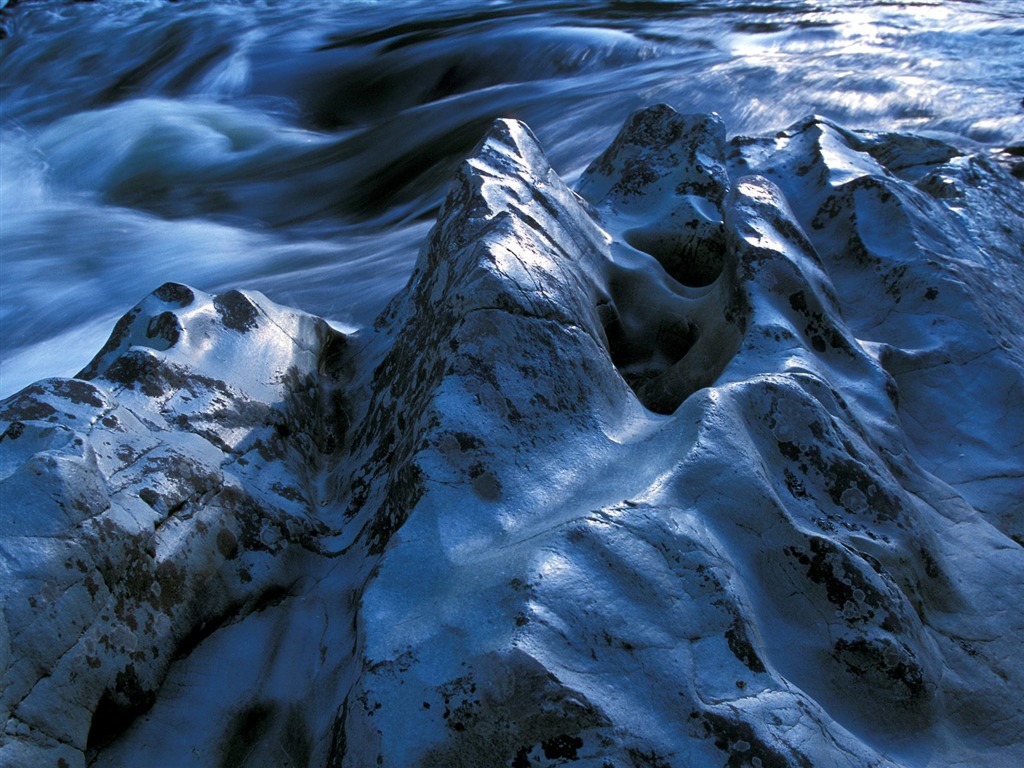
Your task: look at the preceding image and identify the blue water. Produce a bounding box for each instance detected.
[2,0,1022,395]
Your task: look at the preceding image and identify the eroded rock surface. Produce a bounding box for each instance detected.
[2,106,1022,768]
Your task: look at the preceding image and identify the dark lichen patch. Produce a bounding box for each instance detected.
[917,545,941,579]
[626,747,673,768]
[823,456,901,522]
[0,387,59,421]
[541,733,584,760]
[724,614,766,674]
[343,266,455,551]
[437,674,480,732]
[154,559,188,614]
[810,192,846,230]
[270,482,306,503]
[103,350,165,397]
[784,537,901,630]
[78,307,141,380]
[699,709,810,768]
[138,488,160,510]
[833,636,927,701]
[1,421,25,441]
[324,700,349,768]
[145,311,182,347]
[776,440,801,463]
[105,350,241,411]
[214,290,260,333]
[787,290,853,356]
[366,461,425,556]
[455,431,484,451]
[366,647,419,677]
[783,468,807,498]
[274,366,352,464]
[770,410,903,527]
[47,378,105,408]
[421,656,609,768]
[153,282,195,307]
[616,159,664,198]
[882,264,909,304]
[579,105,728,206]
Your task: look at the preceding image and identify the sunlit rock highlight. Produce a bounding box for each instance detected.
[2,106,1022,768]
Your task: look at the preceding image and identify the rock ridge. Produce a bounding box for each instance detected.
[2,105,1023,768]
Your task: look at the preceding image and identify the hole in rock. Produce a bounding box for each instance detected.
[602,302,700,414]
[624,224,726,288]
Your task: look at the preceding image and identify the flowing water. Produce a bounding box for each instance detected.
[1,0,1022,396]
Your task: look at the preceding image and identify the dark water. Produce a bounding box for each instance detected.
[2,0,1022,395]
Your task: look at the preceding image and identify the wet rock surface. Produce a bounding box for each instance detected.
[2,106,1023,768]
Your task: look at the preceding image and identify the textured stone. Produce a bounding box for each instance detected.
[2,106,1022,768]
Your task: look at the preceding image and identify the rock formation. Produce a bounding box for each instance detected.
[2,105,1022,767]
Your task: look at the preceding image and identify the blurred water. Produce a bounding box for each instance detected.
[2,0,1022,396]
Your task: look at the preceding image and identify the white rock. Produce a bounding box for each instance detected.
[2,106,1022,768]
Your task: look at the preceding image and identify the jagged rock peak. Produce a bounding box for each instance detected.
[2,105,1023,768]
[578,104,729,207]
